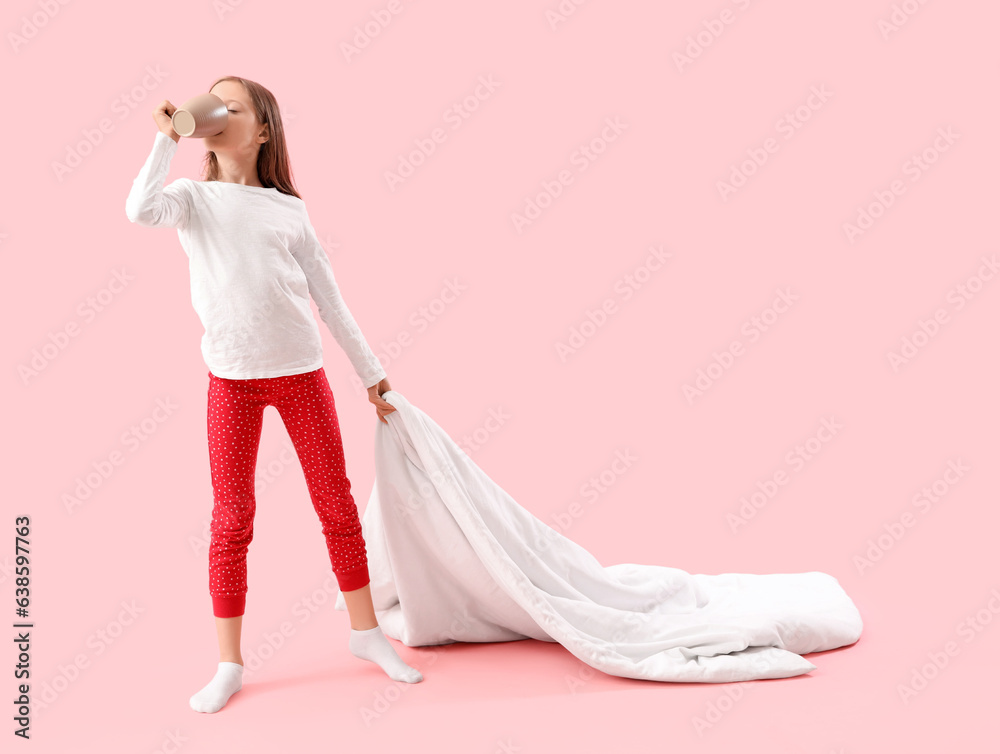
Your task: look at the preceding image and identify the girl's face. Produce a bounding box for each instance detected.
[204,80,268,155]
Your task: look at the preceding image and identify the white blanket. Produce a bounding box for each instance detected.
[334,390,863,682]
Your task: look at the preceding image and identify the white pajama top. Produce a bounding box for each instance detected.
[125,131,386,388]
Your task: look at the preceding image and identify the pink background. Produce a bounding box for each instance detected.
[4,0,998,751]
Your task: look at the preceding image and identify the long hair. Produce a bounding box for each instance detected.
[201,75,301,199]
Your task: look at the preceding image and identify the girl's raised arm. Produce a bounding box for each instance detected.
[125,100,192,229]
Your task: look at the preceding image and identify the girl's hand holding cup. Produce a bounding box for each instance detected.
[153,100,181,143]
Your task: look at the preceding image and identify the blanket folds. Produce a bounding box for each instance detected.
[334,390,862,682]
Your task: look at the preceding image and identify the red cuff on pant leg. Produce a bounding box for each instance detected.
[213,593,246,618]
[337,566,371,593]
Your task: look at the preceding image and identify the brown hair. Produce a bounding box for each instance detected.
[201,75,301,199]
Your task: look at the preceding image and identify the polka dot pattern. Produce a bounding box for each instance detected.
[205,366,370,618]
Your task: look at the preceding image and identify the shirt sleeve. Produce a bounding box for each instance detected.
[125,131,192,229]
[290,205,387,389]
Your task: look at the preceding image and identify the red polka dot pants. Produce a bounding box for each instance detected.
[206,366,370,618]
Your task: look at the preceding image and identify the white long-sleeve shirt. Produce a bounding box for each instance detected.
[125,131,386,388]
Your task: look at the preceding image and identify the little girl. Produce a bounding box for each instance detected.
[125,75,423,713]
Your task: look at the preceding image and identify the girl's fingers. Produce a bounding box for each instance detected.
[371,395,396,423]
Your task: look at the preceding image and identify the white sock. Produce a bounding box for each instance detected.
[189,661,244,713]
[349,625,423,683]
